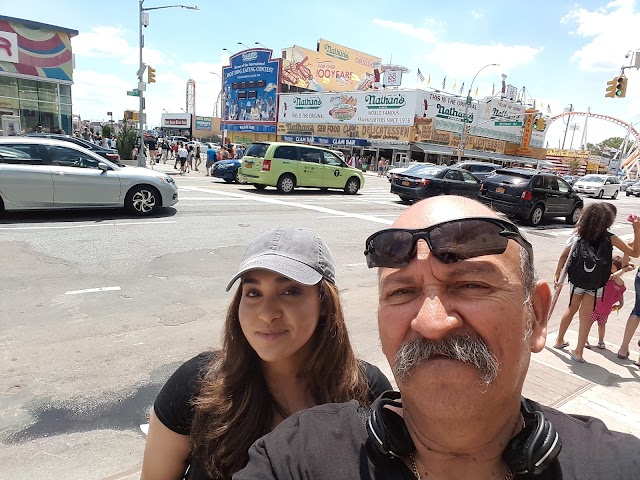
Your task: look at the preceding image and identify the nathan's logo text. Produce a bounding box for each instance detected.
[324,44,349,61]
[364,94,406,109]
[293,97,323,109]
[241,51,258,62]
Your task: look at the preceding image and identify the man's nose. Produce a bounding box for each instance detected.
[411,293,463,340]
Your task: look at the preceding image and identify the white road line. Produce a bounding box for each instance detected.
[0,220,177,231]
[181,186,394,225]
[65,286,121,295]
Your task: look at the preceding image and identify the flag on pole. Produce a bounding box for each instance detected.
[475,86,479,97]
[459,82,464,95]
[541,102,545,111]
[492,82,495,95]
[417,68,425,82]
[547,104,552,114]
[452,80,457,92]
[427,73,431,86]
[442,76,446,89]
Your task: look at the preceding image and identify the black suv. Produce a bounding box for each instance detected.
[24,133,122,165]
[479,168,583,226]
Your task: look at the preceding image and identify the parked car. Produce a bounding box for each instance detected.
[386,161,422,182]
[479,168,583,226]
[0,137,178,215]
[239,142,364,194]
[562,174,579,186]
[625,181,640,197]
[453,161,502,180]
[390,165,482,203]
[24,133,122,165]
[212,158,243,183]
[572,174,620,199]
[621,178,637,191]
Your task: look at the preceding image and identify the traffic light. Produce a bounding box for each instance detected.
[147,66,156,84]
[605,77,616,98]
[615,75,628,97]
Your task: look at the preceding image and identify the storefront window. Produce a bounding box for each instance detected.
[0,76,18,98]
[38,82,57,103]
[59,84,71,105]
[18,79,39,101]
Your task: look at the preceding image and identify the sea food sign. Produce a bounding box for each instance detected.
[278,91,416,125]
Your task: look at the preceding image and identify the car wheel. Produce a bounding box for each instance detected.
[566,204,582,225]
[277,174,295,193]
[612,190,618,199]
[253,184,266,191]
[235,171,241,183]
[344,177,360,195]
[398,195,412,203]
[597,189,604,199]
[125,185,160,215]
[627,192,632,196]
[527,204,545,226]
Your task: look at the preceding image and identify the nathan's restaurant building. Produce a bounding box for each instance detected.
[277,89,551,167]
[277,90,417,164]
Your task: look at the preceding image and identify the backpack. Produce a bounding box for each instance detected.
[567,235,612,301]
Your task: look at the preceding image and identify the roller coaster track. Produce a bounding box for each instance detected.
[548,112,640,174]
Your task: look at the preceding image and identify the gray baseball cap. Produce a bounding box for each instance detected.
[226,226,336,291]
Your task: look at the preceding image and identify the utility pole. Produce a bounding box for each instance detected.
[561,104,573,150]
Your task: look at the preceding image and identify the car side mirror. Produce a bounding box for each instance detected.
[98,162,109,172]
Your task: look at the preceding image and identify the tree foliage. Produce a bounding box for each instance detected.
[101,123,112,139]
[116,123,137,160]
[587,137,625,156]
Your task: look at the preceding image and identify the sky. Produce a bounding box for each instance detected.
[5,0,640,148]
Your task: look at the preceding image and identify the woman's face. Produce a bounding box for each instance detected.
[238,269,321,367]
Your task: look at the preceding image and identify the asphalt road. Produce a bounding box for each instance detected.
[1,170,639,479]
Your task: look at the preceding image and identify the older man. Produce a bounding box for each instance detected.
[234,196,640,480]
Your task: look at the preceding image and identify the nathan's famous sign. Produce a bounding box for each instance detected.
[279,91,417,126]
[281,39,381,92]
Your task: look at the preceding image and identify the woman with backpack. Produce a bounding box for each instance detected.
[552,202,640,363]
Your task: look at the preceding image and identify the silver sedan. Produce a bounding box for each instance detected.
[0,137,178,215]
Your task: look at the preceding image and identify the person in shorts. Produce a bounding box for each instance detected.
[205,145,217,177]
[177,142,188,175]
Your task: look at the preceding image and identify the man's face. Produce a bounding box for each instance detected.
[377,197,548,413]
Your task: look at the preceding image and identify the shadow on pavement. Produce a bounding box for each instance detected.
[0,207,178,225]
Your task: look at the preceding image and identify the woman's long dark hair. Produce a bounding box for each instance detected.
[576,202,616,245]
[190,279,369,479]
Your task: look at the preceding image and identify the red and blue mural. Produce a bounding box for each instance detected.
[0,19,75,82]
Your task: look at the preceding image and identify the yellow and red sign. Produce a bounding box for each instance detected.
[281,39,381,92]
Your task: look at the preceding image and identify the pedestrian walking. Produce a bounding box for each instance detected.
[377,157,385,177]
[147,137,157,165]
[205,144,217,176]
[584,256,634,349]
[177,142,188,175]
[194,142,202,172]
[553,203,640,363]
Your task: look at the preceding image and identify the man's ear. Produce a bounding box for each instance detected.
[529,280,552,353]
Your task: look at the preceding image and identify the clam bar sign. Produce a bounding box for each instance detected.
[278,91,418,126]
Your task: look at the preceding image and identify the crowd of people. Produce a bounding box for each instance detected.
[139,197,640,480]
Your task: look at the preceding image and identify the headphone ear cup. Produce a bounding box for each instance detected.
[366,391,415,458]
[503,410,562,475]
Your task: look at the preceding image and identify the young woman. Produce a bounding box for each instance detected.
[140,226,392,480]
[553,203,640,362]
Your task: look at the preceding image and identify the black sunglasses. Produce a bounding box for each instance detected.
[364,217,533,268]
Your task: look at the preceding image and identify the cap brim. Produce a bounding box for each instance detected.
[226,254,323,291]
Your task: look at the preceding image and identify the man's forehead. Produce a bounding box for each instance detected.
[391,197,500,229]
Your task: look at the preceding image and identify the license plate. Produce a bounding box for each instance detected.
[245,163,252,169]
[496,186,505,193]
[402,181,410,186]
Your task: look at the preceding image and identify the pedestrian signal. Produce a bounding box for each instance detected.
[615,76,628,98]
[147,66,156,84]
[605,77,617,98]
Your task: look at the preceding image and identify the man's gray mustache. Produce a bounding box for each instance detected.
[393,333,500,384]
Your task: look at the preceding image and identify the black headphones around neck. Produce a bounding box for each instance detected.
[365,390,562,477]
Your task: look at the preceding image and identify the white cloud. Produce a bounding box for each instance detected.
[372,19,438,44]
[562,0,640,72]
[471,10,483,20]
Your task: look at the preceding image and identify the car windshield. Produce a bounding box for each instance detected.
[490,172,532,185]
[245,143,268,158]
[581,175,606,182]
[407,165,443,176]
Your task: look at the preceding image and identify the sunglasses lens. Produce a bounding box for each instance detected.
[366,230,415,267]
[430,220,509,263]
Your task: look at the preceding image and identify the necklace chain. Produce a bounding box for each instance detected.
[408,416,525,480]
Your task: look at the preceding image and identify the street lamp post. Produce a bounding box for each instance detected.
[255,42,269,49]
[456,63,499,163]
[238,42,250,50]
[209,71,223,118]
[137,0,198,167]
